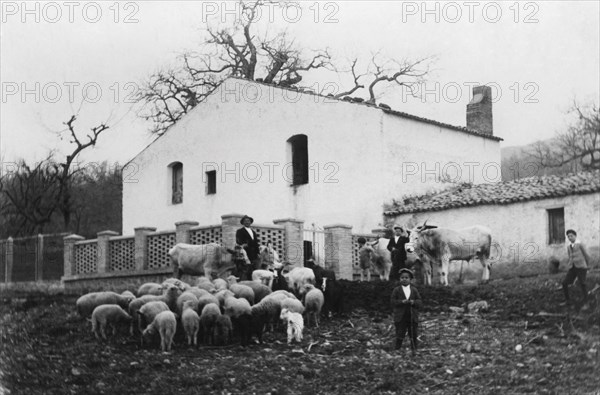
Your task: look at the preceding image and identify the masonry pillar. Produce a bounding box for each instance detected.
[5,237,13,283]
[134,227,156,271]
[273,218,304,268]
[63,234,84,278]
[175,220,199,244]
[324,224,353,280]
[97,231,119,274]
[221,214,245,248]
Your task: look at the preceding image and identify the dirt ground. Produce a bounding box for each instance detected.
[1,271,599,395]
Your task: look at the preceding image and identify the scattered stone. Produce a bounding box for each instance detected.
[449,306,464,314]
[515,344,523,352]
[71,368,81,376]
[467,301,489,313]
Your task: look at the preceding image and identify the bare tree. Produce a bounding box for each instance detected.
[0,116,110,237]
[139,1,431,135]
[529,102,600,171]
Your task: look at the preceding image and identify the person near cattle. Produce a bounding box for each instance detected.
[390,268,422,356]
[357,237,371,281]
[236,215,260,280]
[387,224,410,281]
[562,229,591,307]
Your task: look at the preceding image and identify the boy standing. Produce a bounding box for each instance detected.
[391,268,422,356]
[562,229,591,306]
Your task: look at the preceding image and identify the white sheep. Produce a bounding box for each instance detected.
[142,310,177,352]
[185,286,210,299]
[199,303,221,345]
[239,281,272,304]
[121,290,136,300]
[137,282,163,296]
[181,300,200,346]
[225,276,255,305]
[161,278,190,292]
[251,294,285,339]
[214,289,235,309]
[301,284,325,328]
[270,290,297,300]
[197,294,220,315]
[138,301,170,336]
[223,295,252,319]
[280,308,304,344]
[76,291,135,318]
[286,267,315,296]
[251,269,276,288]
[90,304,132,340]
[176,291,199,315]
[128,284,181,335]
[212,278,229,292]
[281,297,304,314]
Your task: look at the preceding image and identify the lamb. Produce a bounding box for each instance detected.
[197,294,220,315]
[121,290,136,299]
[286,267,315,296]
[212,278,229,292]
[239,280,272,304]
[161,278,190,292]
[176,291,199,315]
[250,295,284,342]
[181,300,200,346]
[128,284,181,335]
[225,276,255,305]
[195,281,216,294]
[280,308,304,344]
[214,289,235,309]
[137,282,163,296]
[281,297,304,314]
[137,301,170,336]
[300,284,325,328]
[222,292,253,346]
[142,310,177,352]
[199,303,221,345]
[212,314,233,346]
[90,304,132,340]
[185,286,210,299]
[76,291,135,318]
[251,269,276,288]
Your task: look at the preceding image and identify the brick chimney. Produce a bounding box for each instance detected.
[466,85,493,135]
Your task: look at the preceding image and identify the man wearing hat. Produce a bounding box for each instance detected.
[387,224,410,281]
[236,215,260,280]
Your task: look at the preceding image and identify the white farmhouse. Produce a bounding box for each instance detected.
[123,77,502,234]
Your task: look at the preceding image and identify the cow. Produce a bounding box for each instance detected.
[357,238,392,281]
[405,221,492,286]
[169,243,250,280]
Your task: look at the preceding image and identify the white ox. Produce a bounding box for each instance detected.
[357,239,392,281]
[406,222,492,286]
[169,243,250,279]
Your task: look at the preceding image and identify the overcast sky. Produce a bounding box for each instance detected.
[1,1,599,166]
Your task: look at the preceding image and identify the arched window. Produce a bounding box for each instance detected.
[287,134,308,186]
[169,162,183,204]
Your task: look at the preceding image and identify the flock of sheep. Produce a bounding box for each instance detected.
[76,266,334,352]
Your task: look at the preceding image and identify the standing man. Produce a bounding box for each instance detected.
[236,215,260,280]
[387,224,410,281]
[562,229,591,308]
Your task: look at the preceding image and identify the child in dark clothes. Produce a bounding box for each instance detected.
[390,268,422,356]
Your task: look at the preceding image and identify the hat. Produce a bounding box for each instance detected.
[240,215,254,225]
[393,224,404,230]
[398,268,414,279]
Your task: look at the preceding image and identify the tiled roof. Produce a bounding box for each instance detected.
[230,77,503,142]
[384,170,600,216]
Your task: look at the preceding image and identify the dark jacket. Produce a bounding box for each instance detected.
[236,227,260,261]
[387,235,410,264]
[390,285,422,323]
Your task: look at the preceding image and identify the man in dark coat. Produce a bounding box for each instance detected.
[236,215,260,280]
[387,224,410,281]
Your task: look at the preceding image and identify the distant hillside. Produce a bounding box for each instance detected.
[501,140,581,181]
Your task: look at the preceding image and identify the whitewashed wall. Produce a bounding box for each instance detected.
[388,193,600,277]
[123,78,501,235]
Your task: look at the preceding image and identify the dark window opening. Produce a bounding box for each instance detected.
[288,134,308,185]
[206,170,216,195]
[548,207,565,244]
[171,162,183,204]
